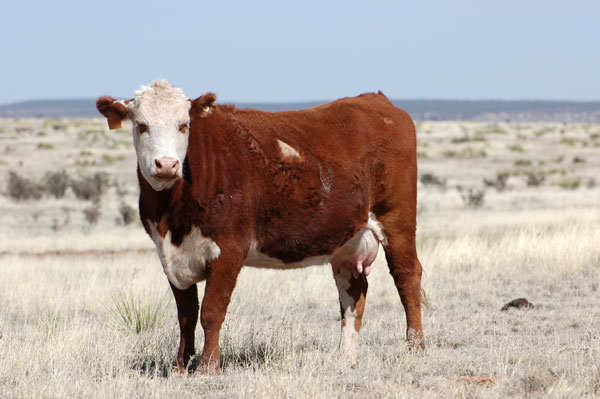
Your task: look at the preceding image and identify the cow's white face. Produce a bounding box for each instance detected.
[97,79,191,191]
[128,80,191,191]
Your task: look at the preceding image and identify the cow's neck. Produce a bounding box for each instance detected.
[138,112,259,236]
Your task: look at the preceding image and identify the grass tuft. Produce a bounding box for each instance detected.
[107,291,170,334]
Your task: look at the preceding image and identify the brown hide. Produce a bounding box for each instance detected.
[139,92,417,263]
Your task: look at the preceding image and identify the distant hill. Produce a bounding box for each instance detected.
[1,98,600,122]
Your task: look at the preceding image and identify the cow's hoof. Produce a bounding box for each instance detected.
[194,361,222,376]
[407,328,426,354]
[171,368,187,377]
[342,353,358,368]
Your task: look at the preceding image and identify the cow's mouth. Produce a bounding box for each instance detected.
[151,173,179,182]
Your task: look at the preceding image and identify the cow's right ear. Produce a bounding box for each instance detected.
[96,96,131,130]
[190,93,217,120]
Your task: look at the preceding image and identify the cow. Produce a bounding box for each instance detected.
[96,79,425,374]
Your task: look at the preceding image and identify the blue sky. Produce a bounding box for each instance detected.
[1,0,599,104]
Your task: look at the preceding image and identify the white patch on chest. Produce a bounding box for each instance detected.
[244,213,387,269]
[147,222,221,290]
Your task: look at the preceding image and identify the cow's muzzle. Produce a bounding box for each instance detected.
[152,157,180,180]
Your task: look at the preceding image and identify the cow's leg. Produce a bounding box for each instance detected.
[381,225,425,351]
[170,282,199,373]
[333,263,368,366]
[197,249,243,375]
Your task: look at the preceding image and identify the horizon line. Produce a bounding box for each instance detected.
[2,97,600,107]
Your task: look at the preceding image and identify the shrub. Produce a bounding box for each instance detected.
[525,172,545,187]
[457,186,485,208]
[507,144,525,152]
[560,137,576,146]
[118,203,137,225]
[51,207,72,232]
[476,124,506,135]
[443,147,486,158]
[6,171,44,201]
[534,127,554,136]
[586,178,596,189]
[71,172,109,201]
[514,159,532,167]
[102,154,126,164]
[442,150,457,158]
[451,135,485,144]
[420,172,446,189]
[37,143,55,150]
[114,180,129,196]
[573,156,586,164]
[483,172,509,191]
[83,201,101,226]
[558,178,581,190]
[43,170,70,199]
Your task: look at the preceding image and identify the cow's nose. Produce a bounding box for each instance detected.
[153,157,180,178]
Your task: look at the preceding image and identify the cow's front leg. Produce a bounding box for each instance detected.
[197,248,244,375]
[170,282,199,374]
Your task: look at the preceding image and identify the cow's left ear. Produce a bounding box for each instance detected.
[190,93,217,120]
[96,96,131,130]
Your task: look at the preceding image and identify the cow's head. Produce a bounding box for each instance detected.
[96,79,192,191]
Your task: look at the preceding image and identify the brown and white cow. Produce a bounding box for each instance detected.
[96,79,425,374]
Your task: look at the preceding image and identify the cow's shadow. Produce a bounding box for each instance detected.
[220,342,279,371]
[131,342,278,377]
[131,359,172,378]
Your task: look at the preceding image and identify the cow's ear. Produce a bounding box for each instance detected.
[190,93,217,120]
[96,96,131,130]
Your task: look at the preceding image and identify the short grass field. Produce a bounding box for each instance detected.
[1,118,599,398]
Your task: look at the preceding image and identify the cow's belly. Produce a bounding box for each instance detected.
[244,213,387,273]
[147,222,221,290]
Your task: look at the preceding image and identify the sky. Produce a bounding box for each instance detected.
[1,0,599,104]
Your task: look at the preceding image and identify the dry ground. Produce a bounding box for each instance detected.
[0,118,599,398]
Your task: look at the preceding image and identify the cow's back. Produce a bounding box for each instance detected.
[232,92,415,165]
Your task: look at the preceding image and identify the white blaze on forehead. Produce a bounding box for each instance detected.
[129,79,191,191]
[132,79,190,121]
[276,139,302,160]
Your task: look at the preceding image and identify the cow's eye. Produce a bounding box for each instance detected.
[178,123,188,134]
[137,123,148,134]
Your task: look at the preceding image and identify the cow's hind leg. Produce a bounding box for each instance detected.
[170,282,199,373]
[380,216,425,351]
[333,263,368,366]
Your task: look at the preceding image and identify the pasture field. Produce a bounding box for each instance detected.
[1,118,599,398]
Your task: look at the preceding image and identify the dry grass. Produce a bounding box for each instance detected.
[0,118,599,397]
